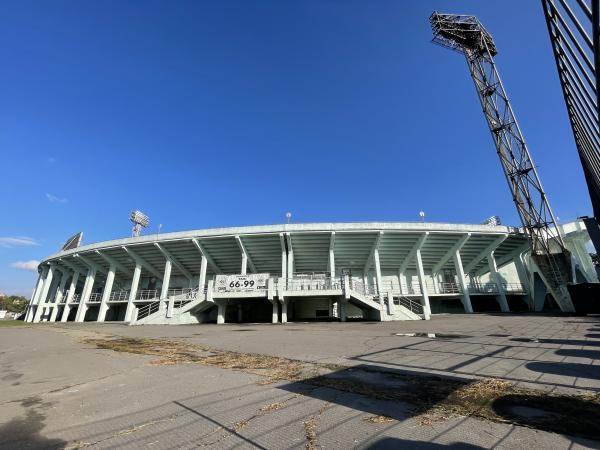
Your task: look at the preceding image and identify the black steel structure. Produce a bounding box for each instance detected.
[430,12,575,312]
[542,0,600,254]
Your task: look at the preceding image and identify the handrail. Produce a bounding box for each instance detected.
[109,290,130,302]
[70,294,81,304]
[136,300,161,321]
[397,296,424,315]
[136,289,159,300]
[87,293,102,303]
[284,274,342,291]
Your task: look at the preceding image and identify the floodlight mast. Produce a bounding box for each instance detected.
[130,210,150,237]
[430,12,575,312]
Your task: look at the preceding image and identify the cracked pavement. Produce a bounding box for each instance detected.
[1,315,600,449]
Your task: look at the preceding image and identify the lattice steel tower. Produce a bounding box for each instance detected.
[430,12,575,312]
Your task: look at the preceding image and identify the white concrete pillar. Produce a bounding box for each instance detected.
[287,247,294,281]
[241,253,248,275]
[272,300,279,324]
[125,264,142,322]
[76,268,96,322]
[514,253,531,296]
[26,268,47,322]
[217,301,226,324]
[161,259,173,317]
[453,250,473,313]
[432,273,440,294]
[61,271,79,322]
[281,298,288,323]
[198,256,207,297]
[281,246,287,283]
[98,264,115,322]
[487,252,509,312]
[33,264,55,323]
[329,248,335,280]
[50,270,69,322]
[415,249,432,320]
[398,270,407,295]
[387,292,395,316]
[374,248,383,296]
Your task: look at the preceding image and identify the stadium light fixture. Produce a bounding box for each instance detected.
[130,210,150,237]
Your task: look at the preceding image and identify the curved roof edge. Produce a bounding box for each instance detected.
[43,221,521,262]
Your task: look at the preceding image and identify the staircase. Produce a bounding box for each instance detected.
[532,251,576,312]
[395,296,424,320]
[133,287,214,325]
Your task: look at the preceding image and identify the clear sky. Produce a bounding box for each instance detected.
[0,0,592,295]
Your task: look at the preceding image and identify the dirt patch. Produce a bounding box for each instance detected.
[363,415,394,424]
[82,336,600,440]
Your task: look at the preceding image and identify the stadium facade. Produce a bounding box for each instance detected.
[24,221,596,325]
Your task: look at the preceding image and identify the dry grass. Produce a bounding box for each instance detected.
[303,417,318,450]
[83,336,600,440]
[363,415,394,424]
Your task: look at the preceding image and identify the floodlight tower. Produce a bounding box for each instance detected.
[430,12,575,312]
[130,210,150,237]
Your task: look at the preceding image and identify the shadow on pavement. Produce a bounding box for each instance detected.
[364,438,485,449]
[555,348,600,359]
[526,361,600,380]
[278,363,600,441]
[0,396,66,450]
[511,337,600,346]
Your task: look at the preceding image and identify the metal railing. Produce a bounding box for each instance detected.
[437,282,460,294]
[284,273,342,291]
[136,289,159,300]
[136,301,160,321]
[468,282,499,294]
[87,293,102,303]
[502,283,526,294]
[396,296,424,315]
[109,290,130,302]
[70,294,80,304]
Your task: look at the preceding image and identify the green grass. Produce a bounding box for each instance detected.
[0,320,29,327]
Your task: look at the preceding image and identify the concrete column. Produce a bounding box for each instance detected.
[432,273,440,295]
[415,249,432,320]
[198,256,208,298]
[281,298,288,323]
[487,252,509,312]
[33,264,55,323]
[241,253,248,275]
[98,264,115,322]
[26,269,47,322]
[76,267,96,322]
[287,247,294,281]
[161,259,173,317]
[217,301,226,324]
[387,292,395,316]
[398,271,407,295]
[514,253,531,297]
[281,246,287,283]
[339,299,347,322]
[61,271,79,322]
[329,248,335,280]
[453,250,473,313]
[50,270,69,322]
[374,248,383,296]
[271,300,279,324]
[125,264,142,322]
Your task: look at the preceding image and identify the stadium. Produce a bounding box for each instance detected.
[23,220,596,325]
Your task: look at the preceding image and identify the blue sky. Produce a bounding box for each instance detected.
[0,1,591,295]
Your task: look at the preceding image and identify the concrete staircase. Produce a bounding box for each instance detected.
[133,288,214,325]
